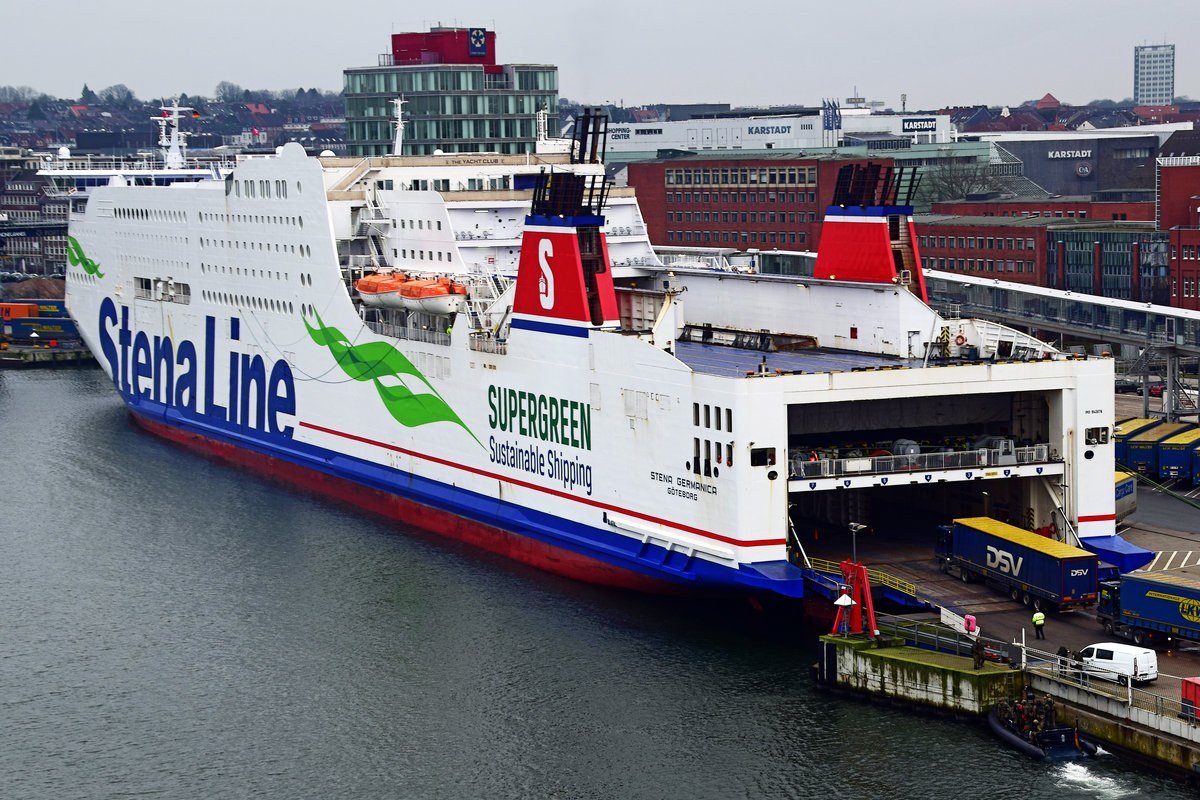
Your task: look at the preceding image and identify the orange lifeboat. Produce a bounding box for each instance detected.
[397,277,468,315]
[354,272,408,309]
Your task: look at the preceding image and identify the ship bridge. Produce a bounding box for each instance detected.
[926,271,1200,421]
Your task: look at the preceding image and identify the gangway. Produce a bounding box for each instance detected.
[926,270,1200,421]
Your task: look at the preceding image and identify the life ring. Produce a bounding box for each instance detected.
[954,335,967,346]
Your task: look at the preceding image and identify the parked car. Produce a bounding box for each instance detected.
[1114,378,1138,393]
[1149,384,1164,397]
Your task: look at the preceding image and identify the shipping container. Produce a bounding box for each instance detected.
[1126,422,1191,475]
[1114,418,1162,465]
[0,302,39,321]
[30,299,67,316]
[1158,428,1200,481]
[1183,677,1200,722]
[1114,471,1137,522]
[1097,572,1200,647]
[936,516,1099,611]
[8,316,79,339]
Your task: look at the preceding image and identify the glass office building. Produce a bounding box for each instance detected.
[1134,44,1175,106]
[344,29,557,157]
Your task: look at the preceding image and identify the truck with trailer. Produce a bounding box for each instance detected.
[1126,422,1191,475]
[1114,418,1162,465]
[1096,572,1200,648]
[1159,428,1200,482]
[936,517,1099,612]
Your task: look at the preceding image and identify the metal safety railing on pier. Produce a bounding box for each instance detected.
[869,611,1011,662]
[1022,645,1200,746]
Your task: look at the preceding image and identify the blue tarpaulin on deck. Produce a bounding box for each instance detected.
[1080,535,1155,574]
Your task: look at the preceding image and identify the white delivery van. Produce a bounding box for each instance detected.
[1077,642,1158,684]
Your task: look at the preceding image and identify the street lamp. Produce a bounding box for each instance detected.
[848,522,866,564]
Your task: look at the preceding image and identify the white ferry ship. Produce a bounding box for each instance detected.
[64,116,1117,597]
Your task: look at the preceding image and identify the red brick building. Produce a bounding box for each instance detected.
[914,216,1052,285]
[627,154,886,250]
[1160,157,1200,309]
[930,196,1154,222]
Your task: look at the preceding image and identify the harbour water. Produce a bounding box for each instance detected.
[1,367,1192,799]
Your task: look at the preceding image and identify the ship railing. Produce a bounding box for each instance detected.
[790,444,1052,480]
[344,255,382,269]
[469,333,508,355]
[365,319,450,346]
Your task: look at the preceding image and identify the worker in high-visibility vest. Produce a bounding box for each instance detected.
[1032,610,1046,640]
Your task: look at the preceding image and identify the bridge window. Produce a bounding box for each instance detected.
[750,447,776,467]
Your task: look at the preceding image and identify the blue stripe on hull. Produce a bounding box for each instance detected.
[126,395,807,597]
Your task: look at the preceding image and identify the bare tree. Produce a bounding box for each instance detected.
[98,83,137,108]
[918,157,1001,204]
[214,81,243,103]
[0,85,41,102]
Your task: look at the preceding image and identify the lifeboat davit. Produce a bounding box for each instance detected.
[354,272,408,309]
[397,277,468,315]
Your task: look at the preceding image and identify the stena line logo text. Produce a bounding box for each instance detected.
[986,545,1024,576]
[97,297,296,436]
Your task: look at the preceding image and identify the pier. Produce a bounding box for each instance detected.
[0,345,94,368]
[817,623,1200,778]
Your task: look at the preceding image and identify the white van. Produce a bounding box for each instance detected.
[1077,642,1158,684]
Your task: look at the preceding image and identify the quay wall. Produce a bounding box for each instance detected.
[819,635,1200,778]
[1028,671,1200,776]
[817,635,1013,714]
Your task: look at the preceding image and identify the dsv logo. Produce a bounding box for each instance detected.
[986,545,1024,576]
[1070,568,1090,577]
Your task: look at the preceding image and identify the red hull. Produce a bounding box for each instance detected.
[130,412,689,595]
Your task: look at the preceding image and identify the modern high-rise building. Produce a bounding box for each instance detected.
[343,27,558,157]
[1134,44,1175,106]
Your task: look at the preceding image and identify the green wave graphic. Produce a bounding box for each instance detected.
[66,236,104,278]
[304,311,481,446]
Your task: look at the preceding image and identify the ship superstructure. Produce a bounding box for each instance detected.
[64,115,1118,597]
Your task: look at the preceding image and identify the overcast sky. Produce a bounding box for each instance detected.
[7,0,1195,110]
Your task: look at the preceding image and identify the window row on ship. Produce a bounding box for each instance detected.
[396,248,455,263]
[199,289,295,316]
[198,211,305,227]
[199,237,313,258]
[230,178,294,200]
[114,208,307,229]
